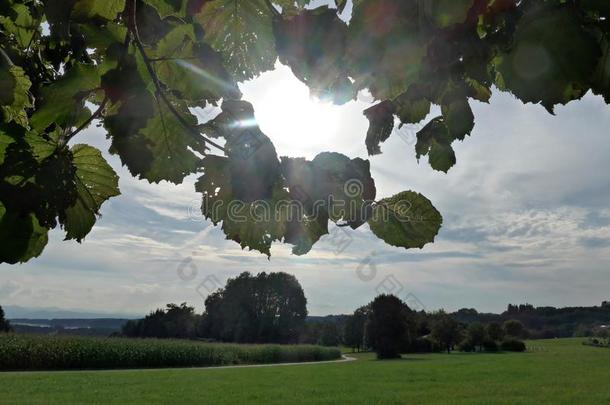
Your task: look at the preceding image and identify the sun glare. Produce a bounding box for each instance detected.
[241,64,347,158]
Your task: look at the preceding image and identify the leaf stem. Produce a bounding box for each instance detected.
[0,47,14,66]
[62,97,109,146]
[128,0,225,154]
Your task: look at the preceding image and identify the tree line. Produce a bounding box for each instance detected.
[9,271,608,359]
[122,272,307,344]
[118,271,529,359]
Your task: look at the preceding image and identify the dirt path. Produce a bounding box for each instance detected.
[3,355,358,374]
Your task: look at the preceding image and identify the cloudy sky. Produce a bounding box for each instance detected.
[2,2,610,317]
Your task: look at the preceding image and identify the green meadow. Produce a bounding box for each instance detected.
[1,339,608,404]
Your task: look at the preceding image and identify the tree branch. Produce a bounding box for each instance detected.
[264,0,281,18]
[62,97,108,146]
[0,47,14,66]
[128,0,225,154]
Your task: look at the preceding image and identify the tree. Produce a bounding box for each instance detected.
[430,311,462,354]
[487,322,505,342]
[0,305,12,332]
[504,319,527,339]
[4,1,608,265]
[122,303,199,339]
[200,272,307,343]
[344,305,370,352]
[318,322,341,347]
[365,295,413,359]
[466,322,488,352]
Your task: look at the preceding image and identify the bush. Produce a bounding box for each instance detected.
[0,334,342,371]
[458,339,476,353]
[501,339,526,352]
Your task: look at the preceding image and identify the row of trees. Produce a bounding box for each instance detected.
[118,272,529,360]
[453,302,610,339]
[122,272,307,344]
[342,297,527,359]
[0,305,12,333]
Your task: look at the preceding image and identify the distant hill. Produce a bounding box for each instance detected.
[8,318,131,337]
[450,302,610,339]
[4,305,141,320]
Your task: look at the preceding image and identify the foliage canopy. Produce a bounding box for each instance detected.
[1,0,609,263]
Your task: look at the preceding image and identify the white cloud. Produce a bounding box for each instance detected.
[3,64,610,315]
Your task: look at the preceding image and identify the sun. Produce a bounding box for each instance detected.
[240,63,345,158]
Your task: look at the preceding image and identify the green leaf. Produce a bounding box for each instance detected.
[274,6,354,104]
[195,155,289,257]
[394,88,431,125]
[72,0,126,21]
[415,116,456,173]
[62,144,120,241]
[143,0,185,19]
[154,24,241,105]
[347,0,427,99]
[103,55,206,184]
[30,65,102,132]
[441,98,474,141]
[0,128,15,166]
[363,101,395,156]
[202,100,282,202]
[281,152,376,227]
[494,4,601,112]
[108,96,204,184]
[196,0,277,81]
[0,201,49,264]
[0,63,32,127]
[0,3,38,48]
[368,191,442,250]
[424,0,475,28]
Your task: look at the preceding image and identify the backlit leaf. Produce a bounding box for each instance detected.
[368,191,442,250]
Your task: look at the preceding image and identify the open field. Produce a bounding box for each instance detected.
[1,339,609,404]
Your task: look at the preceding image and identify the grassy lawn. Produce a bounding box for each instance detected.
[1,338,608,404]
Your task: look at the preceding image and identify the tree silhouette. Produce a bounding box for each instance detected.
[344,305,370,352]
[200,271,307,343]
[0,305,12,333]
[365,294,413,359]
[122,303,199,339]
[430,310,462,354]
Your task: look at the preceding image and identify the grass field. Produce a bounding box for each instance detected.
[1,339,609,404]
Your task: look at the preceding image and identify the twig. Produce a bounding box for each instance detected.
[62,97,108,145]
[0,47,14,66]
[264,0,281,18]
[129,0,225,153]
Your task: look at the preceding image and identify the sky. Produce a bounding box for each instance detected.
[2,2,610,318]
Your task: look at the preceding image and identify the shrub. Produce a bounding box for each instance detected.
[501,339,526,352]
[458,339,476,353]
[0,335,341,371]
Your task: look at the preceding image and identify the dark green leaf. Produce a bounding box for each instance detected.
[62,144,120,241]
[368,191,442,250]
[0,201,48,264]
[196,0,277,81]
